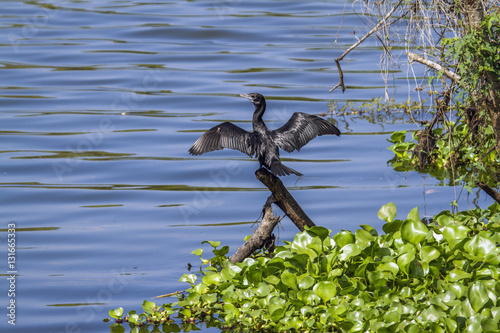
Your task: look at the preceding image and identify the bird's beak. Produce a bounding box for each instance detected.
[239,93,251,100]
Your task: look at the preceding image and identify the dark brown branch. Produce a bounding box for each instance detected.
[255,168,315,231]
[477,182,500,204]
[229,198,280,263]
[329,0,405,93]
[329,59,345,93]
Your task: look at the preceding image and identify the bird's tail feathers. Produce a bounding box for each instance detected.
[270,161,303,177]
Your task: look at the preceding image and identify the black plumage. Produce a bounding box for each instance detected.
[188,93,341,177]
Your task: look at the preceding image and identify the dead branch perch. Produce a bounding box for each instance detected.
[230,169,317,263]
[229,198,280,263]
[330,0,405,93]
[477,182,500,204]
[406,52,461,83]
[255,169,315,231]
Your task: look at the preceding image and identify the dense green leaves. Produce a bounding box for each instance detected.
[109,203,500,332]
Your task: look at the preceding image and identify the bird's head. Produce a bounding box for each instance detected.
[240,93,265,106]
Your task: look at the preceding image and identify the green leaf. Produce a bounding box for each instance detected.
[401,218,428,245]
[298,275,316,290]
[360,224,378,237]
[338,243,361,261]
[313,281,336,303]
[213,245,229,256]
[179,273,197,285]
[127,313,139,324]
[264,275,280,285]
[377,261,399,276]
[468,281,490,313]
[297,290,321,306]
[332,230,355,249]
[142,300,156,314]
[383,220,402,234]
[256,282,271,297]
[481,316,498,332]
[421,246,440,263]
[448,268,472,282]
[464,234,496,258]
[442,223,470,242]
[436,214,455,226]
[281,271,298,291]
[109,307,123,319]
[202,240,221,248]
[292,232,321,259]
[191,248,203,256]
[419,305,440,322]
[221,265,241,280]
[443,317,458,332]
[389,131,406,144]
[378,202,397,222]
[383,309,401,324]
[397,244,415,274]
[202,272,222,285]
[268,296,287,319]
[355,229,375,244]
[307,226,331,241]
[407,206,421,222]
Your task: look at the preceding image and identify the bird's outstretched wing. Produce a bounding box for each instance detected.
[271,112,340,153]
[189,122,254,157]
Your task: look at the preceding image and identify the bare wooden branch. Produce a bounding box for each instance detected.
[229,198,280,263]
[477,182,500,204]
[329,59,345,93]
[154,290,184,299]
[406,52,461,83]
[255,168,315,231]
[329,0,405,93]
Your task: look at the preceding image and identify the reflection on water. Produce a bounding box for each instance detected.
[0,1,491,332]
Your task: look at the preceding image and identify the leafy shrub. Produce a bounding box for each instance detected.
[387,125,500,189]
[387,11,500,189]
[108,203,500,332]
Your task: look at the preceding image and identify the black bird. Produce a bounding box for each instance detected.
[188,93,341,177]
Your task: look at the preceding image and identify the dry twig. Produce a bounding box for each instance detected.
[329,0,405,93]
[406,52,461,83]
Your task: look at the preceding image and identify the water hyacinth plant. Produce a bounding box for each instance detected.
[107,203,500,332]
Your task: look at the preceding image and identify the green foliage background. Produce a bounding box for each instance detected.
[108,203,500,332]
[388,11,500,189]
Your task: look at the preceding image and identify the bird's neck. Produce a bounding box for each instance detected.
[252,101,267,131]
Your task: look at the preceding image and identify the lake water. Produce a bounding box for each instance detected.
[0,1,492,332]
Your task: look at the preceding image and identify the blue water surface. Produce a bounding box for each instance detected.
[0,1,491,332]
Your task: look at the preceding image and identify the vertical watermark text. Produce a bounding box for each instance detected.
[6,222,17,326]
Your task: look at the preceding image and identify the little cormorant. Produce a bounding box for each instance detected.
[188,93,341,177]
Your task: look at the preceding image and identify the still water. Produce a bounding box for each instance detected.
[0,1,491,332]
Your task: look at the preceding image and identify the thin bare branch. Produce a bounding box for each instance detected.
[406,51,461,82]
[330,0,405,93]
[329,59,345,93]
[154,290,184,299]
